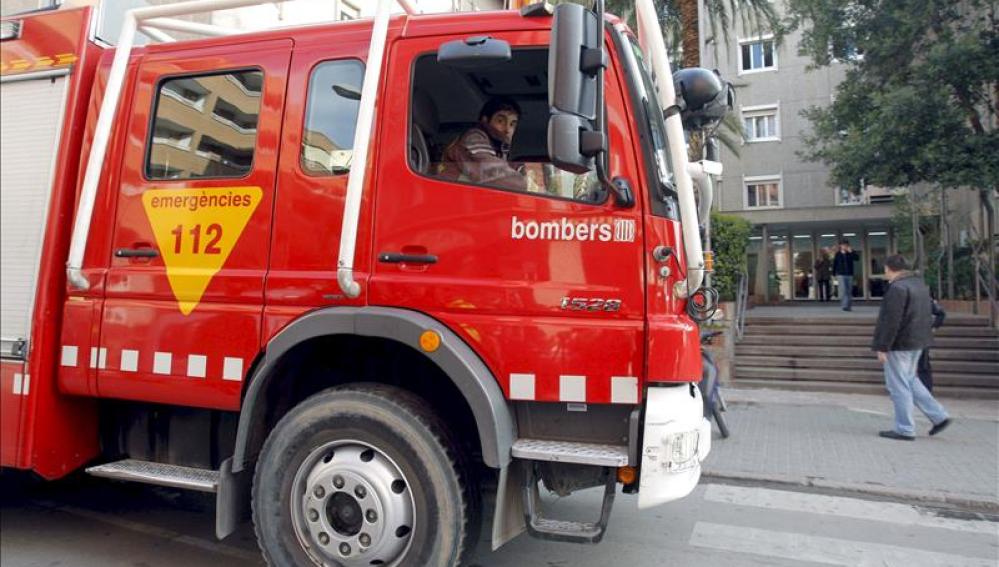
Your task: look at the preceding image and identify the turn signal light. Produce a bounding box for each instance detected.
[617,466,636,485]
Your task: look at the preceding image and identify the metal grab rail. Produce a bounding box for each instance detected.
[733,270,748,342]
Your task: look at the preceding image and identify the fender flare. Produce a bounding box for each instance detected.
[231,306,515,472]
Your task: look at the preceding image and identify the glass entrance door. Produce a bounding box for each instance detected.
[792,234,815,299]
[867,230,889,297]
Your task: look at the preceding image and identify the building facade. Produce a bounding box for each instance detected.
[701,4,897,302]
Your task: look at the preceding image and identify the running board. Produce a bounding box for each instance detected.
[521,462,616,544]
[86,459,219,492]
[511,439,629,467]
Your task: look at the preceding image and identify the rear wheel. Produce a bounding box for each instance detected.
[253,384,471,567]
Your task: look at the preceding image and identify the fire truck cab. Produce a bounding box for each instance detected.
[1,1,722,564]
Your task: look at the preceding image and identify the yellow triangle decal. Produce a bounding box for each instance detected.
[142,187,262,315]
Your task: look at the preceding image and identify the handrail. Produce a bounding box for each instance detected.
[66,0,419,291]
[734,270,748,341]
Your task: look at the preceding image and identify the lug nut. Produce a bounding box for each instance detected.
[308,509,319,522]
[359,533,371,547]
[333,475,345,489]
[354,486,367,499]
[365,509,377,523]
[314,486,326,499]
[318,533,330,545]
[339,543,351,556]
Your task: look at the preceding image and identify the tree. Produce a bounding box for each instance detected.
[786,0,998,193]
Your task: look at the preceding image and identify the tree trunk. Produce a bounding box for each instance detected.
[679,0,700,68]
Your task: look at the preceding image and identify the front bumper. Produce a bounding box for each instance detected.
[637,383,711,509]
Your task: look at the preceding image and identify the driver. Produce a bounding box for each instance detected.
[438,96,528,191]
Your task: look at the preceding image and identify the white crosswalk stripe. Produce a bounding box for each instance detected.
[703,484,998,536]
[689,521,996,567]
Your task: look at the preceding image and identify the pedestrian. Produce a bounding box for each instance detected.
[832,239,858,311]
[872,254,951,440]
[814,248,832,302]
[917,298,947,392]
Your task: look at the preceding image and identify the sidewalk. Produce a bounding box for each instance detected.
[702,388,999,511]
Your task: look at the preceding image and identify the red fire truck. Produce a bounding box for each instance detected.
[1,0,727,564]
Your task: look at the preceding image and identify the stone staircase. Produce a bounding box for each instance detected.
[733,310,999,397]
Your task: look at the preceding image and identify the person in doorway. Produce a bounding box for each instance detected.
[917,298,947,392]
[814,248,832,302]
[438,96,527,192]
[872,254,951,440]
[833,239,859,311]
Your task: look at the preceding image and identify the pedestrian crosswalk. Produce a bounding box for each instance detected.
[690,484,999,567]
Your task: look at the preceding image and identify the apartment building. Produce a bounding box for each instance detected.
[701,7,897,302]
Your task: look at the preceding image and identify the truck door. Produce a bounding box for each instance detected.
[369,32,648,406]
[98,41,291,410]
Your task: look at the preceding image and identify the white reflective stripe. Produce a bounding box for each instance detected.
[222,357,243,381]
[120,349,139,372]
[12,373,22,395]
[611,376,639,404]
[61,345,78,367]
[689,522,995,567]
[509,373,535,400]
[558,375,586,403]
[21,373,29,395]
[89,347,107,369]
[153,352,172,375]
[186,354,207,378]
[703,484,999,536]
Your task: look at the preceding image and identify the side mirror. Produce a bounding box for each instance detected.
[437,36,511,70]
[547,113,605,174]
[548,2,603,119]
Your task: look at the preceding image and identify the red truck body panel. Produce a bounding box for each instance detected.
[1,7,700,480]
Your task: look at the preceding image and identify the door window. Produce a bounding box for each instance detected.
[409,50,602,203]
[301,59,365,176]
[147,70,263,180]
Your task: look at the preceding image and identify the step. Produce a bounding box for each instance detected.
[730,379,999,399]
[744,325,998,338]
[86,459,219,493]
[740,334,999,350]
[735,345,999,362]
[512,439,629,467]
[734,366,999,388]
[523,463,616,544]
[736,355,999,376]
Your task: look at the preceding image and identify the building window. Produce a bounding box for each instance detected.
[744,176,782,209]
[742,104,779,141]
[147,69,262,180]
[739,37,776,73]
[301,59,365,176]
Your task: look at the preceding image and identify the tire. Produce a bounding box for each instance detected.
[252,384,472,567]
[713,407,730,439]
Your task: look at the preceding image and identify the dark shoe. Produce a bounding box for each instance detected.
[879,430,915,441]
[929,418,951,436]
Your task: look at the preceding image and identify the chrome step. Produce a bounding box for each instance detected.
[512,439,629,467]
[86,459,219,493]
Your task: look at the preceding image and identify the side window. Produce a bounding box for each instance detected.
[301,59,365,176]
[410,50,601,203]
[147,70,262,180]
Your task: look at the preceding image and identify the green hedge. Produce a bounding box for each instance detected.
[709,212,753,301]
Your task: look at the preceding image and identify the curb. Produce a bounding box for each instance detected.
[702,470,999,513]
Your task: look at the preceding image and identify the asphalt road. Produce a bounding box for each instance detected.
[2,474,996,567]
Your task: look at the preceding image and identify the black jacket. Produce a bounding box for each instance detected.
[833,250,858,276]
[871,273,934,352]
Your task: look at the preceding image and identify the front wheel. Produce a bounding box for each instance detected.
[253,384,472,567]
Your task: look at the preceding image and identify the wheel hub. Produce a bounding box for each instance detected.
[292,442,415,567]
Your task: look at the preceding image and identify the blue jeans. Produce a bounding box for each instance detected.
[837,275,853,309]
[884,350,949,437]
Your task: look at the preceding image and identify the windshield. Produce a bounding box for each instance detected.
[618,32,678,218]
